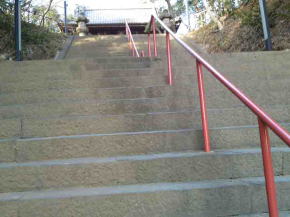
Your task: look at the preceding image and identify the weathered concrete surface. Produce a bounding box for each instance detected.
[21,111,195,138]
[1,35,290,217]
[1,124,289,163]
[0,86,172,106]
[0,96,194,119]
[0,176,289,217]
[14,130,198,162]
[0,98,289,127]
[0,119,21,139]
[230,211,290,216]
[0,149,287,193]
[0,141,15,162]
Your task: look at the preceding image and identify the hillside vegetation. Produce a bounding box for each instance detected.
[190,0,290,52]
[0,14,65,61]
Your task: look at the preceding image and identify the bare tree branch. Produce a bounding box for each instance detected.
[40,0,53,26]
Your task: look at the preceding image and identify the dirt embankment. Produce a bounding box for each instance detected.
[0,15,66,61]
[190,0,290,53]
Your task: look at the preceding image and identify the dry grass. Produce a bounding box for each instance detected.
[189,0,290,53]
[0,15,66,61]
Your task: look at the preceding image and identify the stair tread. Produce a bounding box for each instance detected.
[1,175,289,202]
[1,148,289,168]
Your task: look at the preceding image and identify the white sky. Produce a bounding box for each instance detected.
[35,0,172,16]
[49,0,153,15]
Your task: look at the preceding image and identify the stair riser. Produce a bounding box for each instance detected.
[0,86,170,106]
[0,97,195,119]
[0,178,289,217]
[1,86,289,110]
[2,131,199,162]
[0,112,194,139]
[2,124,289,163]
[0,151,287,193]
[0,67,166,83]
[0,59,152,76]
[1,73,289,98]
[0,77,169,94]
[0,101,289,128]
[3,63,289,83]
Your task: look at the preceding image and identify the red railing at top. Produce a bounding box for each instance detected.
[125,19,140,58]
[125,19,146,58]
[135,13,290,217]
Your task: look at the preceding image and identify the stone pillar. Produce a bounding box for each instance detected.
[76,16,89,37]
[159,10,176,32]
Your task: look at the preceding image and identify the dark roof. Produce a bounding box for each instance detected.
[84,8,153,25]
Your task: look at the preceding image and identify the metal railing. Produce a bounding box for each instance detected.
[125,19,145,58]
[128,13,290,217]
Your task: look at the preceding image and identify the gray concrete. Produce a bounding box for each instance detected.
[0,35,290,216]
[0,176,289,217]
[0,148,288,193]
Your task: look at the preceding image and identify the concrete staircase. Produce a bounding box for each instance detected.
[0,35,289,217]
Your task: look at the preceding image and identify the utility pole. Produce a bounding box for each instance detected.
[64,1,68,34]
[183,0,190,30]
[15,0,22,61]
[259,0,272,51]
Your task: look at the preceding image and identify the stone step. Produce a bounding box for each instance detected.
[0,129,199,162]
[1,71,289,99]
[2,108,288,140]
[0,96,289,127]
[0,111,195,139]
[3,60,289,84]
[0,86,170,106]
[231,211,290,217]
[0,84,289,114]
[0,65,164,84]
[0,148,289,193]
[0,176,289,217]
[0,57,152,76]
[0,97,194,119]
[1,64,288,86]
[0,75,169,94]
[1,122,289,163]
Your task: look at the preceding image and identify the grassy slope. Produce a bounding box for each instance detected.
[0,14,66,60]
[189,0,290,52]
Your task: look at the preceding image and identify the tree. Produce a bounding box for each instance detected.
[202,0,224,30]
[164,0,175,18]
[40,0,53,26]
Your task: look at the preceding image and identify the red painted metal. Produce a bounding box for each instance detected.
[166,32,173,85]
[125,20,140,58]
[148,33,152,57]
[152,14,290,147]
[151,16,158,57]
[258,118,279,217]
[196,60,211,152]
[144,13,290,216]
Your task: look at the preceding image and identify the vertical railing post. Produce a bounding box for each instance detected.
[196,60,211,152]
[151,16,158,57]
[141,50,145,57]
[15,0,22,61]
[166,31,173,85]
[64,1,68,34]
[132,39,135,57]
[258,118,279,217]
[148,33,152,57]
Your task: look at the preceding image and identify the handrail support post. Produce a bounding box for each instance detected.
[152,16,158,57]
[196,60,211,152]
[148,33,152,57]
[258,118,279,217]
[166,31,173,85]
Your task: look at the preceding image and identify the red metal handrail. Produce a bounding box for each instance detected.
[125,19,140,58]
[145,13,290,217]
